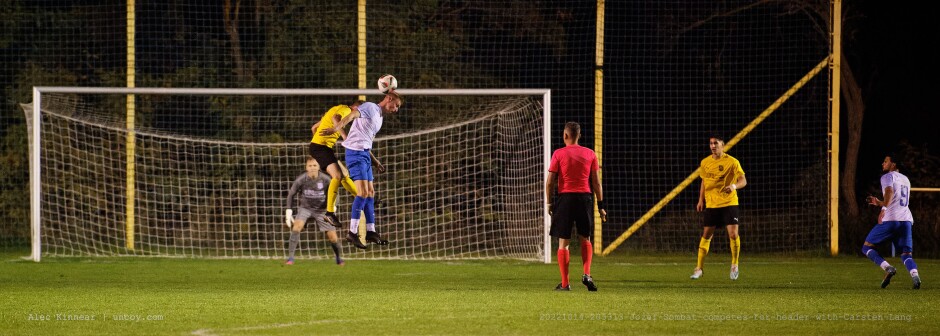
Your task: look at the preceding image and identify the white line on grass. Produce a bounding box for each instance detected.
[191,318,406,336]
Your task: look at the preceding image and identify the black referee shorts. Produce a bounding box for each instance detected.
[550,193,594,239]
[308,143,339,170]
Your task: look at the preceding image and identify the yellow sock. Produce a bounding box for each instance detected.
[327,178,341,212]
[730,236,740,265]
[696,237,711,269]
[341,176,358,195]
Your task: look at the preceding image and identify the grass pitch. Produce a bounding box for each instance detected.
[1,251,936,335]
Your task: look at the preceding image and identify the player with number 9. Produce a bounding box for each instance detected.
[862,153,921,289]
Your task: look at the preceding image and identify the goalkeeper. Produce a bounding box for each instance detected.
[309,100,383,227]
[284,156,344,266]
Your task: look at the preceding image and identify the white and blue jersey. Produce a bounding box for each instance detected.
[342,102,383,151]
[865,170,914,251]
[881,171,913,223]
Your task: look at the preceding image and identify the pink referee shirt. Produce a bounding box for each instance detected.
[549,144,599,193]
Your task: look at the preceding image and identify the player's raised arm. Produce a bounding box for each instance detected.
[321,106,360,136]
[332,114,351,141]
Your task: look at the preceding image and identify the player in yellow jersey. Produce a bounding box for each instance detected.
[309,100,381,226]
[692,133,747,281]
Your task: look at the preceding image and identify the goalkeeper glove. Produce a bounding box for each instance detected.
[285,209,294,228]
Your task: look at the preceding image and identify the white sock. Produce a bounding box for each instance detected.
[367,223,376,232]
[350,218,360,233]
[880,261,891,270]
[911,269,919,277]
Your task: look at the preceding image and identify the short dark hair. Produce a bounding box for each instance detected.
[564,122,580,137]
[886,151,904,171]
[709,132,725,143]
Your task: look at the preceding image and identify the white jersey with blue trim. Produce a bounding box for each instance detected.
[881,171,914,223]
[342,101,383,151]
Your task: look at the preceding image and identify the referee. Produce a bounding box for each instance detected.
[545,121,606,291]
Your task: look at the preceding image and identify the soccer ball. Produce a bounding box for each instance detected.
[377,74,398,93]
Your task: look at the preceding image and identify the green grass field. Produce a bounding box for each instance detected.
[1,250,936,335]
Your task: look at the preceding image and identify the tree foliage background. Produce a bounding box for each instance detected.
[1,1,936,256]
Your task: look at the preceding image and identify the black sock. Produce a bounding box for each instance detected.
[331,242,342,263]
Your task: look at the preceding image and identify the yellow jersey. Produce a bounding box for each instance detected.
[310,104,353,148]
[699,153,745,208]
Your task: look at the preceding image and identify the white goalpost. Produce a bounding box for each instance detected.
[27,87,552,263]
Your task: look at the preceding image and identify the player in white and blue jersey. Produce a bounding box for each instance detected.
[320,90,403,249]
[863,154,921,289]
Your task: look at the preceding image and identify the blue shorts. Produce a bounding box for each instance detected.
[345,149,373,182]
[865,221,914,253]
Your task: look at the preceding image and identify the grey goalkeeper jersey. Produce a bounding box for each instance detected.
[286,172,331,211]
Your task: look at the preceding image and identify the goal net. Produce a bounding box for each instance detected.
[25,88,550,262]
